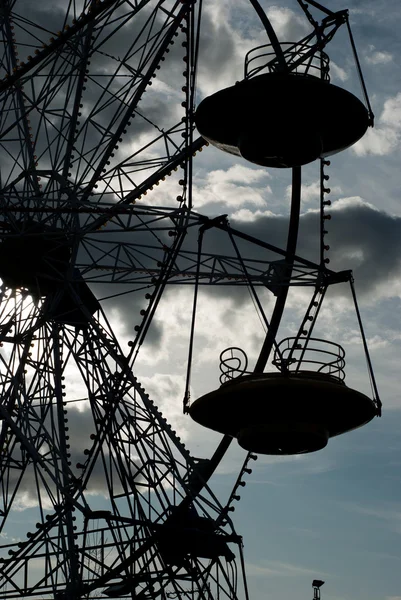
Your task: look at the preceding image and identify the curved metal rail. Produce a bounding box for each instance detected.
[220,347,249,384]
[273,336,346,381]
[245,42,330,80]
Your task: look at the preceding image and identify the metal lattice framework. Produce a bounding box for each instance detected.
[0,0,381,598]
[0,1,255,598]
[0,293,249,598]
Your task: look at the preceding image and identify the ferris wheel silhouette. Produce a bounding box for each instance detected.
[0,1,380,598]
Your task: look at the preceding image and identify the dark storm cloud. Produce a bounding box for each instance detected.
[241,201,401,297]
[299,200,401,294]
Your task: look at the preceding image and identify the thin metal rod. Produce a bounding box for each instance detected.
[346,19,374,126]
[254,166,302,373]
[349,277,382,414]
[184,228,234,478]
[297,0,334,17]
[239,543,251,600]
[227,226,284,363]
[183,228,204,412]
[210,218,333,273]
[320,159,326,266]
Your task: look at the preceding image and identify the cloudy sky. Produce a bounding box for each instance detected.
[195,4,401,600]
[2,1,401,599]
[124,3,401,598]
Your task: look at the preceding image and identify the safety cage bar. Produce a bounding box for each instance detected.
[273,337,346,380]
[245,42,330,81]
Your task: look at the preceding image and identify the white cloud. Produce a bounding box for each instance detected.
[193,164,272,209]
[329,195,379,212]
[354,127,398,156]
[285,180,343,205]
[265,6,309,41]
[231,208,277,221]
[353,92,401,156]
[330,61,349,82]
[381,93,401,127]
[365,45,393,65]
[344,331,388,350]
[196,2,258,98]
[349,8,376,17]
[208,164,271,185]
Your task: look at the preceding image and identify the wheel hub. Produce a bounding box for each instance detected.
[0,221,71,296]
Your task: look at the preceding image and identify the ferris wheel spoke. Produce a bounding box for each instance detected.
[0,332,93,598]
[79,6,191,200]
[0,0,196,222]
[70,0,193,203]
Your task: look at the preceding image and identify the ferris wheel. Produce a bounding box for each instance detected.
[0,1,381,599]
